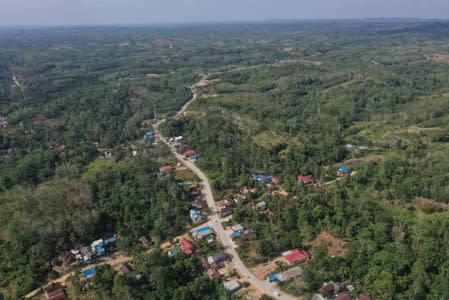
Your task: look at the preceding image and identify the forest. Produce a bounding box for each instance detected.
[1,20,449,299]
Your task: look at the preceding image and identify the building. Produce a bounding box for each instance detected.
[223,280,241,292]
[251,173,272,184]
[46,283,66,300]
[255,201,267,210]
[193,226,214,240]
[274,190,293,200]
[320,281,341,296]
[159,165,174,174]
[337,166,351,176]
[358,296,372,300]
[168,245,182,257]
[104,151,112,159]
[120,263,134,274]
[207,252,229,267]
[276,266,302,282]
[298,175,316,185]
[216,199,234,212]
[144,131,155,141]
[190,209,206,223]
[80,246,93,262]
[59,251,75,266]
[207,268,221,279]
[282,248,311,265]
[83,267,96,279]
[271,176,281,185]
[334,293,352,300]
[184,149,197,159]
[233,194,246,204]
[180,238,196,255]
[139,236,152,247]
[266,273,278,282]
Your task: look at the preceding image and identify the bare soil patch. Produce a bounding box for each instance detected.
[249,256,283,280]
[432,54,449,64]
[306,231,348,257]
[414,196,449,210]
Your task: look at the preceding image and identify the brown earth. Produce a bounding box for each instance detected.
[306,231,348,257]
[432,54,449,64]
[249,257,283,281]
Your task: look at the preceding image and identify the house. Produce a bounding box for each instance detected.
[251,173,272,184]
[276,266,302,282]
[190,209,206,223]
[358,296,372,300]
[216,199,234,212]
[265,209,274,218]
[207,268,221,279]
[266,273,278,282]
[46,283,66,300]
[334,293,352,300]
[271,176,281,185]
[298,175,316,185]
[174,136,183,143]
[223,280,241,293]
[274,190,293,200]
[55,143,65,150]
[320,281,340,296]
[231,224,244,232]
[0,120,8,129]
[184,150,197,159]
[139,236,152,247]
[356,146,369,153]
[233,194,246,204]
[92,141,100,147]
[193,226,214,240]
[255,201,267,210]
[90,239,105,256]
[120,263,134,274]
[80,246,93,262]
[191,199,204,209]
[83,267,96,279]
[241,229,255,240]
[180,238,196,255]
[59,251,75,266]
[282,248,311,265]
[346,144,355,150]
[207,252,229,266]
[337,166,351,176]
[104,151,112,159]
[159,165,174,174]
[241,186,254,194]
[168,245,182,257]
[143,131,155,141]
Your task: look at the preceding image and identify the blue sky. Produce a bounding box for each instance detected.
[0,0,449,26]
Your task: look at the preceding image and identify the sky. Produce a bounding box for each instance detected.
[0,0,449,26]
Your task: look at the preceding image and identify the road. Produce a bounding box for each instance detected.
[154,81,298,300]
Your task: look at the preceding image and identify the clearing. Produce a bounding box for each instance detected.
[306,231,348,257]
[249,256,283,281]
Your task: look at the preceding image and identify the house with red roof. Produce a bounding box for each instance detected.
[298,175,316,185]
[358,295,372,300]
[183,149,197,160]
[180,238,196,255]
[282,248,311,265]
[271,176,281,185]
[159,165,174,173]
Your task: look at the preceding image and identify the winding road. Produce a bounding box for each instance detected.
[154,80,298,300]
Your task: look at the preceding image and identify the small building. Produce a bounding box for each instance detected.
[184,150,197,159]
[241,186,254,194]
[190,209,206,223]
[271,176,281,185]
[337,166,351,176]
[231,224,244,232]
[46,283,66,300]
[251,173,272,184]
[276,266,302,282]
[266,273,278,282]
[255,201,267,211]
[216,199,234,212]
[104,151,112,159]
[223,280,241,293]
[207,252,229,266]
[139,236,152,247]
[346,144,355,150]
[233,194,246,203]
[159,165,174,174]
[320,281,340,296]
[180,238,196,255]
[311,294,325,300]
[207,268,221,280]
[83,267,96,279]
[143,131,155,141]
[298,175,316,185]
[193,226,214,240]
[55,143,65,150]
[358,296,372,300]
[120,263,134,274]
[282,248,311,265]
[92,141,100,147]
[274,190,293,200]
[356,145,369,153]
[168,245,182,257]
[80,246,93,262]
[174,136,183,142]
[334,293,352,300]
[59,251,75,266]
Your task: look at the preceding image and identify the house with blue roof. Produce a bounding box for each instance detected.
[337,165,352,177]
[83,267,96,279]
[193,226,214,240]
[190,209,205,223]
[143,131,155,141]
[251,173,272,184]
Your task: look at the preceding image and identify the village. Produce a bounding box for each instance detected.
[36,123,374,300]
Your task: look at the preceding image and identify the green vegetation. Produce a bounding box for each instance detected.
[2,20,449,299]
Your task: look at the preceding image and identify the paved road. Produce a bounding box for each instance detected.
[154,83,298,300]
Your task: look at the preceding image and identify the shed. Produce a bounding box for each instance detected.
[276,266,302,282]
[255,201,267,210]
[223,280,241,292]
[120,263,134,274]
[139,236,152,247]
[83,267,96,279]
[298,175,316,185]
[46,283,66,300]
[337,166,351,176]
[180,238,196,255]
[168,246,182,257]
[266,273,278,282]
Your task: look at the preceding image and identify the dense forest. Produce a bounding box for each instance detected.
[1,20,449,299]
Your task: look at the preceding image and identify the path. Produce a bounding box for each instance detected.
[154,79,298,300]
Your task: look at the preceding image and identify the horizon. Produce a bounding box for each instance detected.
[2,0,449,27]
